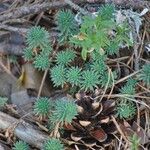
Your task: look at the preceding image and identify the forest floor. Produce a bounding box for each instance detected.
[0,0,150,150]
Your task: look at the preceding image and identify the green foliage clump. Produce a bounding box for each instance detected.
[129,134,140,150]
[106,41,119,55]
[43,138,64,150]
[120,78,137,96]
[91,51,107,61]
[70,4,132,60]
[90,57,107,74]
[116,100,136,119]
[50,65,66,87]
[26,26,50,49]
[56,9,78,43]
[34,97,51,117]
[50,98,77,125]
[66,66,81,86]
[98,3,115,20]
[0,97,8,108]
[80,70,100,91]
[33,54,50,70]
[116,78,137,119]
[56,50,76,66]
[139,63,150,87]
[115,22,132,46]
[24,26,52,71]
[13,140,29,150]
[23,47,33,61]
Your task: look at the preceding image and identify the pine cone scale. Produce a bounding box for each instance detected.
[90,127,107,142]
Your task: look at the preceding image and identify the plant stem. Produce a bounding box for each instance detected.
[37,69,48,98]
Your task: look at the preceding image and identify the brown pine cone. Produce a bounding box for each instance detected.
[62,93,118,150]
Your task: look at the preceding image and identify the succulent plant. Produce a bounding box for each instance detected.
[129,134,140,150]
[126,78,137,86]
[100,70,117,88]
[26,26,50,49]
[50,98,77,125]
[98,4,115,20]
[116,100,136,119]
[50,65,66,87]
[116,78,137,119]
[23,47,33,61]
[80,70,100,91]
[62,94,117,149]
[120,78,136,96]
[43,138,64,150]
[40,45,52,56]
[34,97,51,117]
[56,50,76,66]
[70,4,132,60]
[33,54,50,70]
[13,140,29,150]
[0,96,8,108]
[66,66,82,86]
[56,9,78,42]
[70,4,116,60]
[106,41,120,55]
[115,22,132,47]
[90,58,107,74]
[139,63,150,87]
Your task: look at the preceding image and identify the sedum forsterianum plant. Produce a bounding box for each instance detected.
[56,9,79,43]
[120,78,137,96]
[66,66,82,86]
[23,4,134,93]
[34,97,52,117]
[116,78,137,119]
[56,50,76,66]
[23,5,132,92]
[23,26,52,71]
[80,70,100,91]
[43,138,64,150]
[50,65,66,87]
[129,134,140,150]
[50,98,77,125]
[70,4,132,60]
[116,101,136,119]
[23,47,33,61]
[26,26,50,49]
[138,63,150,87]
[13,140,29,150]
[0,96,8,109]
[90,57,107,74]
[33,54,50,71]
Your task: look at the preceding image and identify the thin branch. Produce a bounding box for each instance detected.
[37,69,48,99]
[64,0,90,15]
[0,111,49,148]
[0,24,28,34]
[0,0,149,23]
[115,70,139,85]
[0,1,64,22]
[111,115,128,143]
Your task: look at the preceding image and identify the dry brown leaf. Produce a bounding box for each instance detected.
[18,62,52,96]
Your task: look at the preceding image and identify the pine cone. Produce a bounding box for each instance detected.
[63,93,117,150]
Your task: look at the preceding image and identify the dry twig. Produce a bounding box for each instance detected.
[0,111,49,148]
[0,0,149,23]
